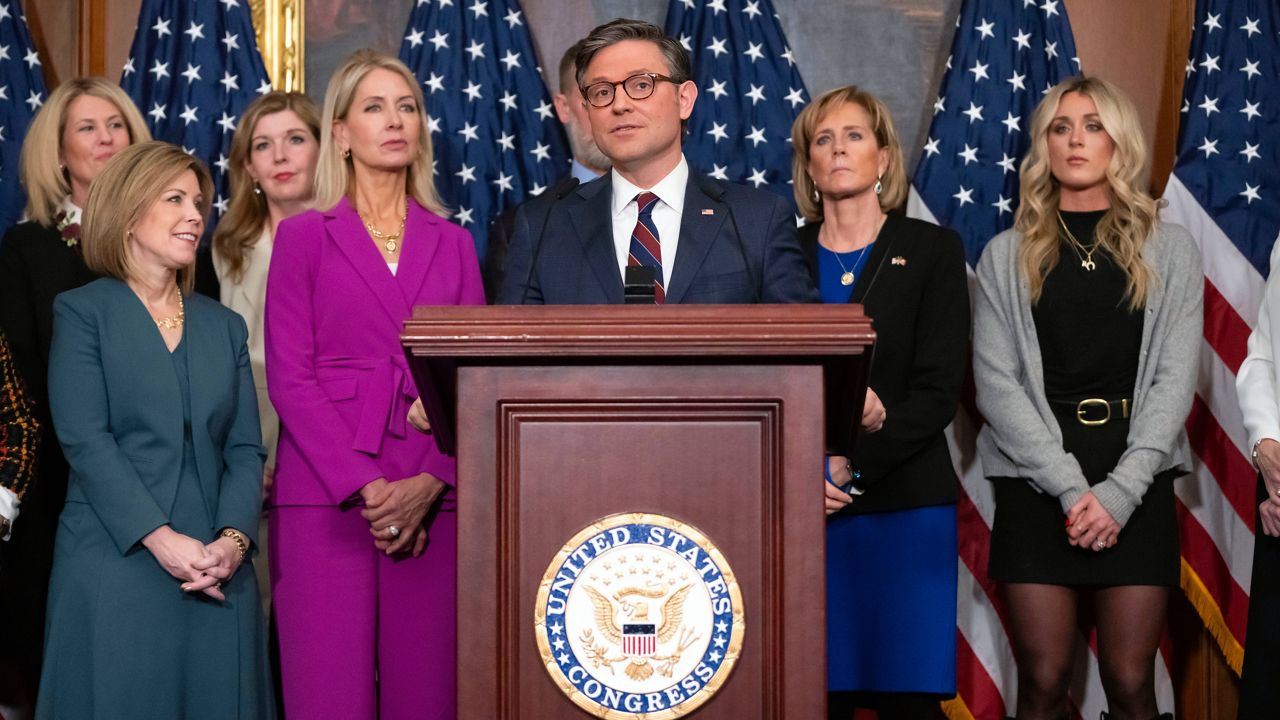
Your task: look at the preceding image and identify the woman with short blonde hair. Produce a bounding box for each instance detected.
[792,86,968,719]
[19,77,151,227]
[975,76,1199,720]
[791,84,907,221]
[0,77,148,711]
[267,48,484,719]
[38,141,273,717]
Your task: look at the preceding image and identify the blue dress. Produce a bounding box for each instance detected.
[38,318,274,718]
[820,245,958,695]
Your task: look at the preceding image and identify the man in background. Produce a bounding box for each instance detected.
[483,39,608,300]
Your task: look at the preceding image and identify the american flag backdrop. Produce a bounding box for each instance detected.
[121,0,272,224]
[0,0,47,237]
[906,1,1178,718]
[399,0,569,263]
[664,0,807,203]
[1160,0,1280,676]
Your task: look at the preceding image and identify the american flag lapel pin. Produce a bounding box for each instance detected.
[891,256,907,266]
[702,208,715,215]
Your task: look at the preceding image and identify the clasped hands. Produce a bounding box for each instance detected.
[360,472,446,557]
[143,525,245,601]
[353,398,447,557]
[1065,491,1120,551]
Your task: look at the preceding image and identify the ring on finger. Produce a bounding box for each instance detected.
[387,525,401,538]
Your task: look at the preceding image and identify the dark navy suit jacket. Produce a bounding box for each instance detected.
[498,172,818,304]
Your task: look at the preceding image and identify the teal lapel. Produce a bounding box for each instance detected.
[108,280,187,520]
[183,297,220,529]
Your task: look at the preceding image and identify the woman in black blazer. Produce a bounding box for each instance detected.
[791,86,970,720]
[0,77,149,713]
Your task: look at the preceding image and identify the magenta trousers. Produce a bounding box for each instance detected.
[269,505,456,720]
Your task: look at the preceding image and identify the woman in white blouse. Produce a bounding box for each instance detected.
[212,92,321,491]
[1236,241,1280,719]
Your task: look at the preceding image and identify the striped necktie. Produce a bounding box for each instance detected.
[628,191,664,304]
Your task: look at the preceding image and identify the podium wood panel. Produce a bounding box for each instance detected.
[404,305,875,718]
[456,365,825,718]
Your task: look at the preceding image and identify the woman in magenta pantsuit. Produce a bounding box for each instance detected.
[265,49,483,720]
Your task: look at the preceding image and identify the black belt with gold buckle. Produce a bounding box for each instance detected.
[1049,397,1131,426]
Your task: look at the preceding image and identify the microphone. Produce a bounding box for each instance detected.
[624,266,657,304]
[693,174,760,303]
[518,176,581,304]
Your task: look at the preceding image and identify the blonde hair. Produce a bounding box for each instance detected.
[1016,75,1157,309]
[213,92,321,283]
[790,86,907,222]
[313,49,447,215]
[81,142,214,296]
[20,77,151,227]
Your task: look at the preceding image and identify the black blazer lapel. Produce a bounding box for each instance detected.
[568,179,624,302]
[849,214,899,305]
[324,198,411,325]
[666,175,727,305]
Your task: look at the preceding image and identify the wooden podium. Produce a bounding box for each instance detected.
[403,305,874,719]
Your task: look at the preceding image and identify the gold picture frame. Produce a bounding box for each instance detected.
[251,0,305,92]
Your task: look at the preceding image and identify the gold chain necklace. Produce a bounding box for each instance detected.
[831,245,872,286]
[821,216,883,286]
[154,290,185,329]
[361,208,408,254]
[1057,211,1099,272]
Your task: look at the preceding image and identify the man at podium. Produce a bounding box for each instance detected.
[498,18,817,306]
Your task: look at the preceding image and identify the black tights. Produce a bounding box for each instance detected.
[828,691,944,720]
[1002,583,1168,720]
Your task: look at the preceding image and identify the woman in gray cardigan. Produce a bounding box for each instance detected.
[973,77,1199,720]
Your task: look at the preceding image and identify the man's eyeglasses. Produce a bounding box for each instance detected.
[581,73,679,108]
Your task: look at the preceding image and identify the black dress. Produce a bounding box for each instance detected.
[988,210,1179,586]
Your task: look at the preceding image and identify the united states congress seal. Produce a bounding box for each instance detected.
[534,512,745,718]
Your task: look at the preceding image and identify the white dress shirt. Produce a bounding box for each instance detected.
[609,156,688,287]
[1238,240,1280,454]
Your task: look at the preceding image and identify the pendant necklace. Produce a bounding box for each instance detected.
[362,208,408,254]
[831,244,872,286]
[1057,211,1099,272]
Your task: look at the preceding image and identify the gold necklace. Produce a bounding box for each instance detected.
[154,290,185,329]
[830,246,871,286]
[821,216,883,286]
[1057,211,1099,271]
[361,208,407,254]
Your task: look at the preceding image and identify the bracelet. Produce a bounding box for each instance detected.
[219,527,248,562]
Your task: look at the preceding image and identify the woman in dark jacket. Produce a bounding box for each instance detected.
[791,86,970,719]
[0,77,149,713]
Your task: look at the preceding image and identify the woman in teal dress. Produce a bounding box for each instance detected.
[37,142,273,719]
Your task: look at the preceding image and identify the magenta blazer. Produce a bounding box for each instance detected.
[264,197,484,507]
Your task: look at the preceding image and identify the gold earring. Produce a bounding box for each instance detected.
[342,149,351,159]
